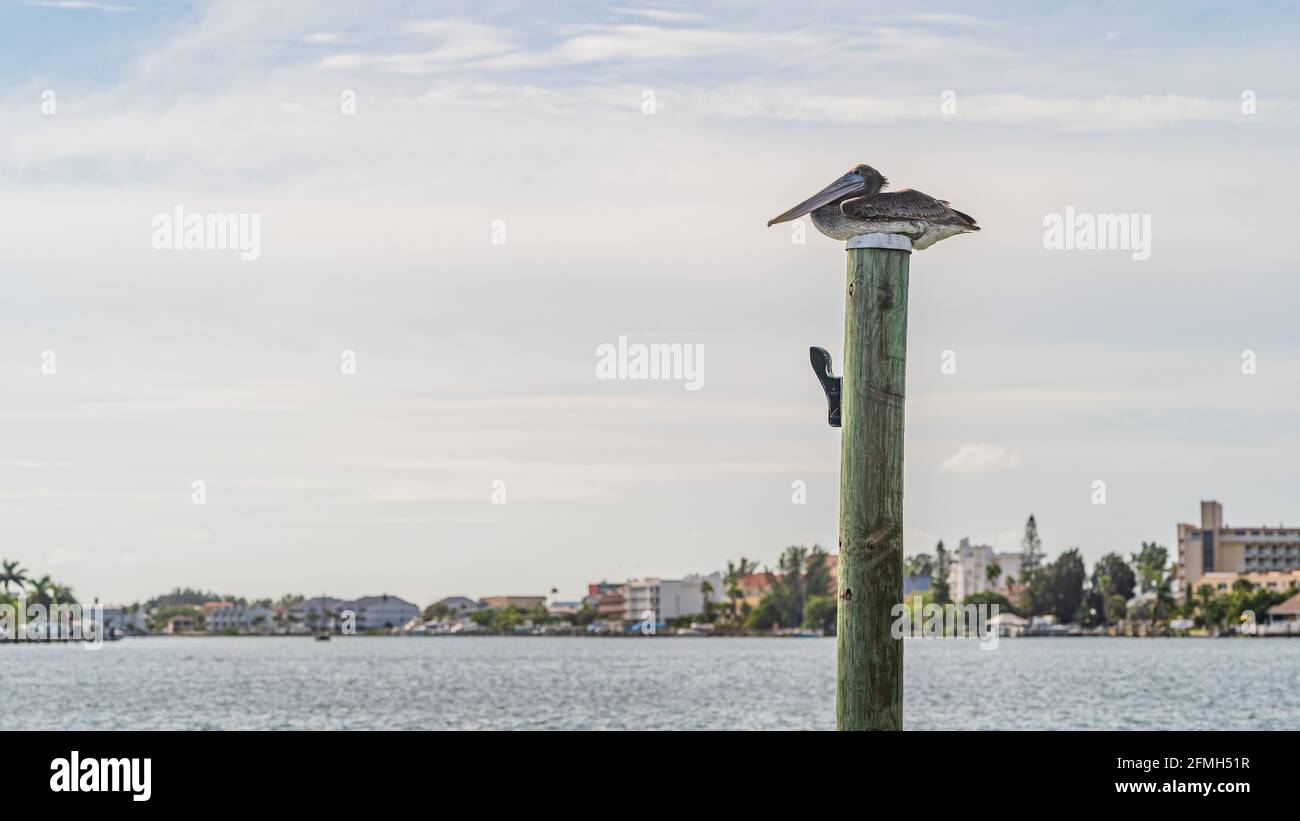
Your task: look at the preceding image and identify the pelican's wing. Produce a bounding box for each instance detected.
[842,189,977,226]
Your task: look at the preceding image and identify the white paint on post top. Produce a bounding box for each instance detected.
[846,233,912,252]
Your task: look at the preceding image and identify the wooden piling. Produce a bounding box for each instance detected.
[836,242,909,731]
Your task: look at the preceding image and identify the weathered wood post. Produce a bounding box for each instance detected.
[835,233,909,731]
[775,164,976,729]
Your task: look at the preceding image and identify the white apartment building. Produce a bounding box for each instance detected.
[949,538,1021,602]
[623,573,724,622]
[203,602,277,633]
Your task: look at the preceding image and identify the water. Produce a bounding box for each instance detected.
[3,636,1296,730]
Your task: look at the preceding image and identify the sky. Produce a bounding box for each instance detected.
[2,0,1300,606]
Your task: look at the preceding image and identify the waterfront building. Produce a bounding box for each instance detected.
[622,573,723,622]
[1189,570,1300,594]
[288,596,349,628]
[243,606,278,632]
[431,596,478,615]
[166,615,195,634]
[1177,501,1300,591]
[949,538,1021,602]
[350,595,420,630]
[203,602,278,633]
[736,572,770,612]
[287,594,419,631]
[202,601,235,630]
[993,551,1021,591]
[594,592,625,619]
[583,582,624,610]
[479,595,547,612]
[1266,591,1300,627]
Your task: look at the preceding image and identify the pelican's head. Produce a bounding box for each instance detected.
[767,164,888,227]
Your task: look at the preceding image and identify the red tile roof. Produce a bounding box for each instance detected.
[1268,591,1300,615]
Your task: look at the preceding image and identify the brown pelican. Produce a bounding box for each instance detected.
[767,164,978,249]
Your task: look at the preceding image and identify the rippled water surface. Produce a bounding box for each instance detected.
[3,636,1296,730]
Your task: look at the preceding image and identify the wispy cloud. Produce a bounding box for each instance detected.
[906,12,988,27]
[317,17,1006,74]
[303,14,1288,132]
[611,6,709,24]
[939,444,1024,474]
[25,1,136,11]
[319,18,519,72]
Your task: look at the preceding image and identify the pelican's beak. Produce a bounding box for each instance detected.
[767,172,865,226]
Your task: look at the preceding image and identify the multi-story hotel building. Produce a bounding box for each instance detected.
[949,538,1022,602]
[623,573,724,622]
[1177,501,1300,592]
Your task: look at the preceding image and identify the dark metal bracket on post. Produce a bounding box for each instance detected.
[809,346,841,428]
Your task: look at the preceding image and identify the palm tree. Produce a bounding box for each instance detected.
[1,561,29,637]
[699,580,715,622]
[50,583,77,606]
[985,561,1002,591]
[1,559,29,598]
[29,574,55,607]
